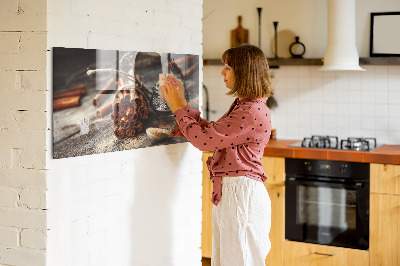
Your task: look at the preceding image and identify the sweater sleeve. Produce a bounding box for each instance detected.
[169,104,211,137]
[172,106,257,152]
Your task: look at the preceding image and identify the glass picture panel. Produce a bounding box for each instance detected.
[52,47,200,159]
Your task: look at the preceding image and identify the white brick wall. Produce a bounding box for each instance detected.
[46,1,203,266]
[0,0,48,265]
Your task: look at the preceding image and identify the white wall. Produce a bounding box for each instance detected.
[203,0,400,58]
[46,0,203,266]
[0,0,48,265]
[203,0,400,145]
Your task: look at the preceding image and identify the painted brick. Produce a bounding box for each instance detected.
[0,0,18,13]
[0,32,20,54]
[0,187,19,208]
[179,41,201,55]
[130,0,166,14]
[120,36,153,52]
[20,149,46,170]
[0,227,19,247]
[48,31,88,50]
[19,189,46,209]
[0,169,47,189]
[19,0,47,14]
[11,148,22,169]
[87,212,109,233]
[87,33,124,50]
[136,24,170,40]
[189,3,203,19]
[0,13,46,32]
[0,149,11,169]
[0,208,46,230]
[191,31,203,44]
[15,70,47,92]
[150,11,180,28]
[0,71,16,91]
[0,32,47,71]
[0,247,45,266]
[180,15,202,30]
[0,90,46,111]
[1,110,47,130]
[152,39,181,54]
[20,229,46,249]
[0,129,46,150]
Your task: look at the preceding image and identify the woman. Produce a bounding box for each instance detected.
[161,44,273,266]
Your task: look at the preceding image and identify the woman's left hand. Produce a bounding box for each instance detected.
[161,76,185,113]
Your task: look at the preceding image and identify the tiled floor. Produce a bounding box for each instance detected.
[202,257,211,266]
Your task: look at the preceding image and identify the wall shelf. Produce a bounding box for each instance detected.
[359,57,400,65]
[203,57,400,67]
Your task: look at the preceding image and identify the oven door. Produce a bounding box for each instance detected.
[285,177,369,250]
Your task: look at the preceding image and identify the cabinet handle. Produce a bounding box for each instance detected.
[313,252,335,256]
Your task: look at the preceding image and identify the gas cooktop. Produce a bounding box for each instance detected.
[289,135,383,151]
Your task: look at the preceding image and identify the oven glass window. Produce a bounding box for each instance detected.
[297,186,356,230]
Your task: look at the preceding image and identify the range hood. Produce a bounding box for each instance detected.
[320,0,365,71]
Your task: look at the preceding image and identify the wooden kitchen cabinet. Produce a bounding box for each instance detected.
[262,156,285,266]
[264,184,285,266]
[370,193,400,266]
[370,163,400,266]
[284,240,369,266]
[370,163,400,195]
[201,154,286,265]
[202,152,213,258]
[261,156,285,186]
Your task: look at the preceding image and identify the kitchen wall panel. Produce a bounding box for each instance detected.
[203,65,400,144]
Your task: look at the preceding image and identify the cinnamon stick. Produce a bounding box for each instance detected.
[114,127,125,139]
[166,55,195,70]
[96,102,113,118]
[53,95,81,111]
[92,77,116,106]
[183,62,198,77]
[54,84,86,99]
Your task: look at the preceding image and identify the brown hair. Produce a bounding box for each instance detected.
[221,44,273,99]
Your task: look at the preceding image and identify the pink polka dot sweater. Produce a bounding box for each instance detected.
[170,97,272,206]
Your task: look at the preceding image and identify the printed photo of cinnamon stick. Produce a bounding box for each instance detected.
[96,102,113,118]
[166,55,195,70]
[183,62,199,77]
[53,84,86,99]
[53,95,81,111]
[92,77,116,106]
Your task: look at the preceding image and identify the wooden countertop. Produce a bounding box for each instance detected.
[263,139,400,165]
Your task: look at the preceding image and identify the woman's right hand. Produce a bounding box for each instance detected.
[168,75,187,108]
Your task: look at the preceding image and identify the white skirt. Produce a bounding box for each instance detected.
[212,176,271,266]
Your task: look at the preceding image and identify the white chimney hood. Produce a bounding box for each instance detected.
[320,0,365,71]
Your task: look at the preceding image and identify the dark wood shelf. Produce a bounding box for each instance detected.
[203,57,400,67]
[359,57,400,65]
[268,58,323,67]
[203,58,323,67]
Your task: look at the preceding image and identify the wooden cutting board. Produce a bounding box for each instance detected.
[231,16,249,48]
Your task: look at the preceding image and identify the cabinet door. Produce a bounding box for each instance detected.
[202,152,213,258]
[262,156,285,185]
[370,193,400,266]
[265,184,285,266]
[284,241,369,266]
[370,163,400,195]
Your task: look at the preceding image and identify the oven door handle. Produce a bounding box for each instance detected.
[286,177,364,189]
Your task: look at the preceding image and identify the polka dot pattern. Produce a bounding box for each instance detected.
[170,97,272,206]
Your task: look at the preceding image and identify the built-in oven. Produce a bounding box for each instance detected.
[285,158,369,250]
